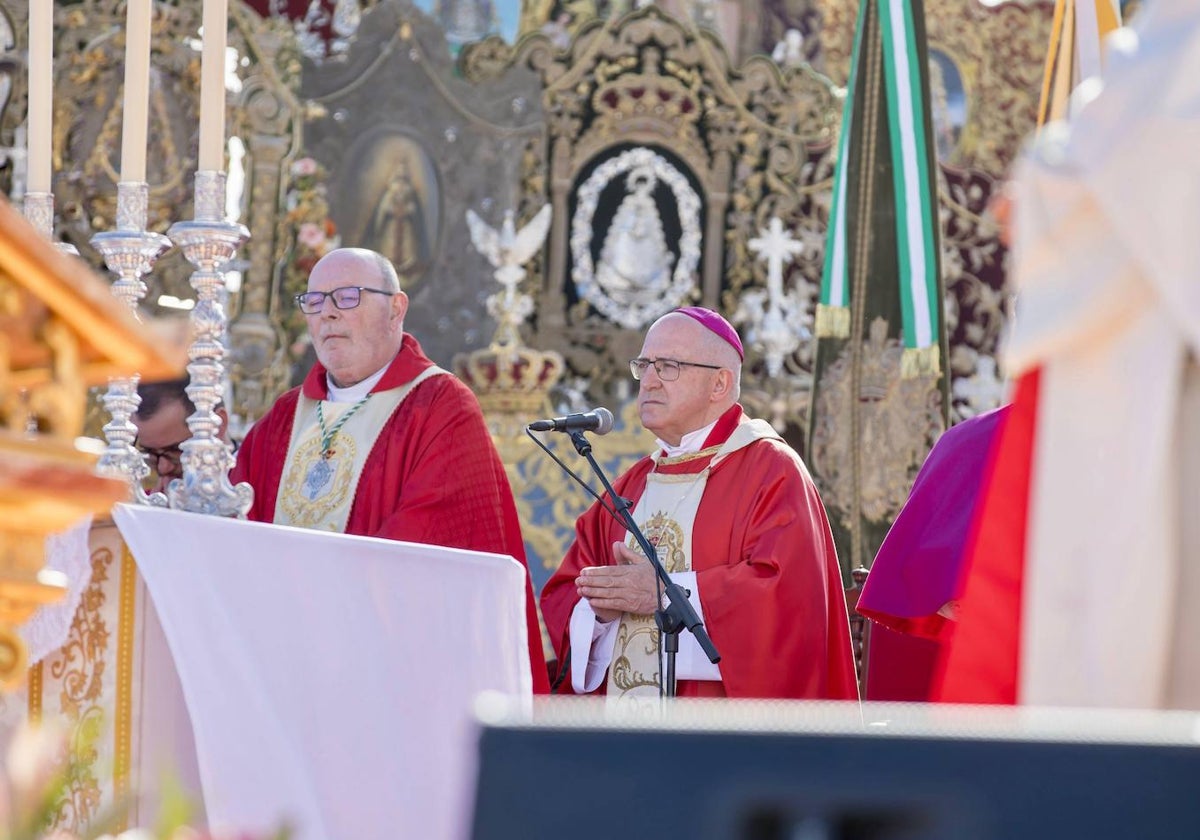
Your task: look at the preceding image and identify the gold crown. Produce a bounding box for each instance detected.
[453,342,565,417]
[593,67,700,127]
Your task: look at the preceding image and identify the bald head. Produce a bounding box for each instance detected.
[312,247,402,293]
[305,248,410,387]
[635,312,742,445]
[652,312,742,400]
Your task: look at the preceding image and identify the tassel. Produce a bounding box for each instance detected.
[815,304,850,338]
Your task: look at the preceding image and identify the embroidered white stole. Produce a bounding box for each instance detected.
[604,419,781,703]
[274,367,446,531]
[605,455,710,703]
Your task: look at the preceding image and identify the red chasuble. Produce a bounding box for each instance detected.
[232,334,550,693]
[540,405,859,700]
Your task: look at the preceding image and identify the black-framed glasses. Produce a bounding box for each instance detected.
[294,286,395,314]
[629,357,723,382]
[136,440,186,471]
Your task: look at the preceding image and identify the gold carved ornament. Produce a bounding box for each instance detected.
[464,6,844,409]
[818,0,1053,178]
[809,318,944,534]
[0,198,184,688]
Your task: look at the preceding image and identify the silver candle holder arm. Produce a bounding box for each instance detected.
[89,182,173,504]
[165,170,253,517]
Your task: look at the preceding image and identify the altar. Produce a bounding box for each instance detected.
[22,507,533,840]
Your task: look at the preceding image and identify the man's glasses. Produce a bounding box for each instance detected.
[629,357,723,382]
[137,441,185,472]
[294,286,395,315]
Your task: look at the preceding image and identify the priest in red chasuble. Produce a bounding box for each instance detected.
[231,247,549,693]
[540,308,858,700]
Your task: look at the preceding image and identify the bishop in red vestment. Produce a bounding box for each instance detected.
[540,308,858,700]
[232,248,549,693]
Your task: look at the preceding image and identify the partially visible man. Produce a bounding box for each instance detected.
[132,377,227,493]
[540,308,858,700]
[230,247,549,693]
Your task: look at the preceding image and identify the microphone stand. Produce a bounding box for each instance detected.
[568,430,720,697]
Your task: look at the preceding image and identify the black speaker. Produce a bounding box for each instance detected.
[470,700,1200,840]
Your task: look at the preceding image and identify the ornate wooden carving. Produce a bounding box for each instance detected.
[467,5,842,413]
[297,1,547,371]
[226,6,307,422]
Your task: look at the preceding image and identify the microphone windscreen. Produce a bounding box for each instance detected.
[593,407,615,435]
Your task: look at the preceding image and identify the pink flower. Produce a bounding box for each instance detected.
[291,157,318,177]
[7,721,67,805]
[297,222,327,249]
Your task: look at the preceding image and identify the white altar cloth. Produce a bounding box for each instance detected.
[114,503,532,840]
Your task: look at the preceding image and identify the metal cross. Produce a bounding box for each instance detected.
[748,216,804,299]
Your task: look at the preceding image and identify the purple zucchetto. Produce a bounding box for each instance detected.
[672,306,745,360]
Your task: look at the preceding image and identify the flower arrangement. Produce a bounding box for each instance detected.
[282,157,340,358]
[0,722,289,840]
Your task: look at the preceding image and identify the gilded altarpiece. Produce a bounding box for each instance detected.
[460,5,848,590]
[0,1,306,429]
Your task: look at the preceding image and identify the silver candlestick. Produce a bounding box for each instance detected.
[165,170,253,517]
[25,191,82,256]
[22,191,54,239]
[90,182,173,503]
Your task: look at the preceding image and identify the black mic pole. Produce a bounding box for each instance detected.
[567,430,720,697]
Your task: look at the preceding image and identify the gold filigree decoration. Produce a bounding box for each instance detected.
[467,6,843,400]
[809,318,944,530]
[610,616,659,692]
[280,157,341,363]
[26,318,86,439]
[640,511,686,573]
[817,0,1034,420]
[453,344,566,459]
[51,0,202,299]
[43,544,114,834]
[506,400,656,577]
[940,167,1010,420]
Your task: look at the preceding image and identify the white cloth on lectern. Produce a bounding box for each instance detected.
[114,504,532,840]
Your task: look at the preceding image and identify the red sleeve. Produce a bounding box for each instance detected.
[689,443,859,700]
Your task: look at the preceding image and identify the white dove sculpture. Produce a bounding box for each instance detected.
[466,203,552,347]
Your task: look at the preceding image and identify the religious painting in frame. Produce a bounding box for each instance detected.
[335,128,442,289]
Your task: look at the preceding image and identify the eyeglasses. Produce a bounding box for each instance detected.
[137,440,186,472]
[629,357,723,382]
[294,286,395,315]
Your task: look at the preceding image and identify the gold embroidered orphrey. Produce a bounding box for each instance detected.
[809,317,944,531]
[607,462,710,702]
[605,420,780,702]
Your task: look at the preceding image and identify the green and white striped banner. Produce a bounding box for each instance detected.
[816,0,869,342]
[817,0,943,378]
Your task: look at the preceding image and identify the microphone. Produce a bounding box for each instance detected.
[527,407,615,435]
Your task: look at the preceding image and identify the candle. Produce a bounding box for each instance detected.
[198,0,228,172]
[27,1,52,193]
[119,0,152,183]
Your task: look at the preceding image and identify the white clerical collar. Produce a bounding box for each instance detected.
[325,362,390,403]
[656,418,719,458]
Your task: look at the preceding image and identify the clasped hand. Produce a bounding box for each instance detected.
[577,541,659,622]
